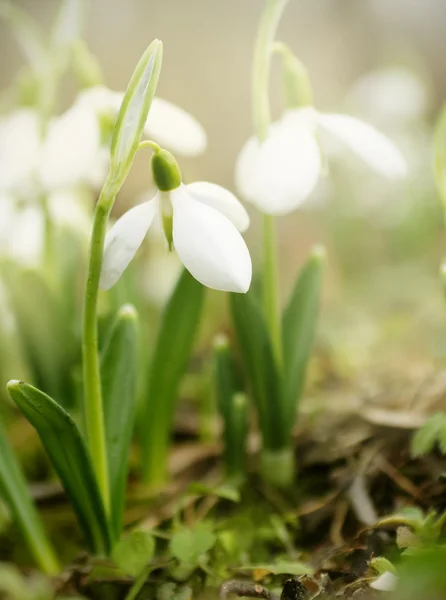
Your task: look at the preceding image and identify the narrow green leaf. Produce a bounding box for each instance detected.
[112,530,155,577]
[0,416,59,574]
[230,291,283,450]
[7,381,110,554]
[110,39,163,187]
[102,304,139,542]
[213,336,248,482]
[170,522,216,566]
[141,269,205,484]
[282,246,325,424]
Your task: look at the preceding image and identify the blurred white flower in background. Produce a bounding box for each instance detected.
[347,67,430,126]
[0,190,91,266]
[100,181,251,293]
[0,87,207,199]
[236,106,406,216]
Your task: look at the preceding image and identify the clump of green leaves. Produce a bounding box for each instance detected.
[411,413,446,457]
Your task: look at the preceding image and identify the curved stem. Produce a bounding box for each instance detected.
[82,176,117,516]
[252,0,289,365]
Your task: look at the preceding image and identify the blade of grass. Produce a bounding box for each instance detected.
[230,291,283,450]
[141,269,205,485]
[7,380,110,554]
[101,304,139,543]
[0,416,59,574]
[282,246,325,425]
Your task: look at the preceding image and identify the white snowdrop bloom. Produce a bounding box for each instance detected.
[75,85,207,157]
[0,195,44,266]
[235,106,407,216]
[348,67,429,124]
[100,148,251,293]
[370,571,398,592]
[0,109,41,197]
[38,105,106,191]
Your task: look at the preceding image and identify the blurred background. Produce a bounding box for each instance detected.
[1,0,446,380]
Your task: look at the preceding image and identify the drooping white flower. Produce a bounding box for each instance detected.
[0,109,41,197]
[100,148,251,294]
[0,86,207,199]
[370,571,398,592]
[347,67,430,125]
[235,106,407,216]
[75,85,207,157]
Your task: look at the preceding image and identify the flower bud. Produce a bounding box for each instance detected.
[151,148,182,191]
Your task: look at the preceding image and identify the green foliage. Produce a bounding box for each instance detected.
[141,269,205,485]
[230,291,283,450]
[170,522,217,566]
[112,530,155,577]
[370,556,398,576]
[282,246,325,423]
[101,305,139,543]
[0,416,59,575]
[411,413,446,457]
[212,335,248,482]
[7,380,110,554]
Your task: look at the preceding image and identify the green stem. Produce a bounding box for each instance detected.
[253,0,289,365]
[262,214,282,364]
[252,0,290,142]
[82,177,117,516]
[434,104,446,223]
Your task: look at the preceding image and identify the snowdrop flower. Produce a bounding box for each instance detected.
[370,571,398,592]
[100,146,251,293]
[348,67,430,125]
[0,109,41,198]
[1,85,207,198]
[236,105,407,216]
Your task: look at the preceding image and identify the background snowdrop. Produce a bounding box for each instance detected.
[236,102,407,216]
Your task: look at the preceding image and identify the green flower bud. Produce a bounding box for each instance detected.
[151,149,182,192]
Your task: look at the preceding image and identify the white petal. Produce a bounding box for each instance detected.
[100,197,158,290]
[370,572,398,592]
[315,112,407,179]
[0,109,41,196]
[171,188,251,293]
[39,106,105,190]
[144,98,207,157]
[235,109,322,216]
[75,85,123,114]
[186,181,250,232]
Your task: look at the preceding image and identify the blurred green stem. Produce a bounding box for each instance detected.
[253,0,289,365]
[82,175,117,517]
[434,103,446,222]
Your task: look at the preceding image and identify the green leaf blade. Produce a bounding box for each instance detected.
[230,291,283,450]
[7,380,110,554]
[102,304,139,542]
[282,245,325,424]
[0,417,59,574]
[141,269,205,485]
